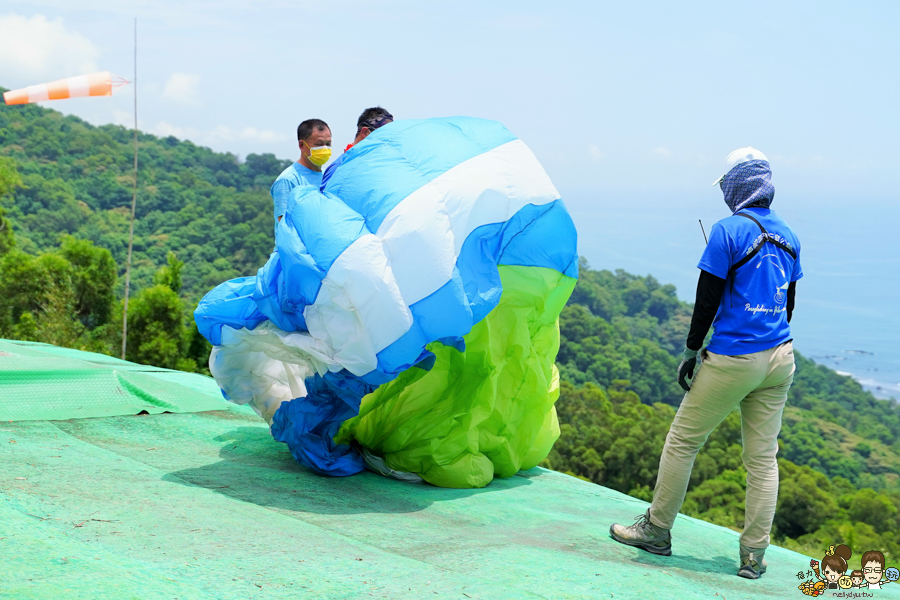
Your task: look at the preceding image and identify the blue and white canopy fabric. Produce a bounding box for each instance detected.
[195,117,578,487]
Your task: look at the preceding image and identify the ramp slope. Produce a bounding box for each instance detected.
[4,406,889,599]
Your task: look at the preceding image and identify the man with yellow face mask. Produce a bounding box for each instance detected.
[270,118,332,223]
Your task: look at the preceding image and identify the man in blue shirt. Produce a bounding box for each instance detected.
[271,118,332,223]
[320,107,393,188]
[610,148,802,581]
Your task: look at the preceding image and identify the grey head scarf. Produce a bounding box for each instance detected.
[720,160,775,213]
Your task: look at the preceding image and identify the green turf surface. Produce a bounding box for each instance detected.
[0,339,225,421]
[3,402,889,600]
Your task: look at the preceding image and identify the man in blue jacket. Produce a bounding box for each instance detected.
[610,148,802,580]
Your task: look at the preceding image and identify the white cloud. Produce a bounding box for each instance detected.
[0,14,100,82]
[152,120,190,138]
[112,109,133,128]
[3,0,309,29]
[151,120,286,146]
[588,144,604,162]
[651,146,672,158]
[162,72,201,105]
[210,125,285,144]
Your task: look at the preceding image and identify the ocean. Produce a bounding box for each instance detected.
[566,193,899,400]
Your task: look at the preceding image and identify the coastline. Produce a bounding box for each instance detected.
[807,351,900,401]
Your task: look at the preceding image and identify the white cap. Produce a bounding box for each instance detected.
[712,146,768,186]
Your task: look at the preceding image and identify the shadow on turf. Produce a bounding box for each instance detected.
[629,550,737,575]
[163,426,533,515]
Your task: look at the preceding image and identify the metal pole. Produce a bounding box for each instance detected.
[121,18,137,360]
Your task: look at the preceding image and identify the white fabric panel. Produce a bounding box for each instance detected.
[67,75,90,98]
[27,84,49,102]
[378,139,559,306]
[304,234,412,375]
[303,139,560,364]
[210,322,343,423]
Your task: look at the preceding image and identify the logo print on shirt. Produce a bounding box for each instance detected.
[774,282,789,305]
[757,253,788,305]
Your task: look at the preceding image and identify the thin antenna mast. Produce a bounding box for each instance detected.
[121,18,138,360]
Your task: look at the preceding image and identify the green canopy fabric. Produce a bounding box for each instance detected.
[338,266,576,488]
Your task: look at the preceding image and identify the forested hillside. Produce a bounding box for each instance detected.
[0,90,288,298]
[2,97,898,562]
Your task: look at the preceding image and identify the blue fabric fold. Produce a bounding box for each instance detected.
[270,372,375,476]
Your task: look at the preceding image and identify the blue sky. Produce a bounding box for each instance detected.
[1,0,898,301]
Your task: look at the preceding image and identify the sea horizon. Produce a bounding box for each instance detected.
[565,191,899,402]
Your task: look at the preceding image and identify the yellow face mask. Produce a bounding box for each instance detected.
[304,142,332,166]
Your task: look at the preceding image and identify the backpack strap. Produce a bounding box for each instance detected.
[732,212,797,271]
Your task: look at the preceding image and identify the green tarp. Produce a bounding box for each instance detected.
[3,341,896,598]
[4,406,892,599]
[0,340,226,421]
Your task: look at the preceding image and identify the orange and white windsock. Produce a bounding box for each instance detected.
[3,71,128,105]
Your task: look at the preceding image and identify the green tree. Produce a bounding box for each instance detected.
[32,278,85,348]
[182,300,212,376]
[0,250,75,338]
[0,156,21,254]
[153,251,184,293]
[125,284,186,369]
[683,467,747,528]
[774,460,839,539]
[847,488,898,534]
[58,236,117,328]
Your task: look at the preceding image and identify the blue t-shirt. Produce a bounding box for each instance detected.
[698,207,803,356]
[270,162,323,222]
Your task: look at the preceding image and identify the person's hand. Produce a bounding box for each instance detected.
[677,348,699,391]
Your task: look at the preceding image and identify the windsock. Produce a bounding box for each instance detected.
[3,72,128,105]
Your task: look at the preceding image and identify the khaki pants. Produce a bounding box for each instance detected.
[649,341,795,549]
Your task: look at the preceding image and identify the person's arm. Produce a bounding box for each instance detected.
[678,270,726,391]
[686,270,727,351]
[271,179,290,223]
[787,281,796,323]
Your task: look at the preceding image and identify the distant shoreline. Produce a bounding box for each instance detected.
[857,377,900,401]
[819,362,900,401]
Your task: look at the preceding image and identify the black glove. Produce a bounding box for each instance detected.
[677,348,699,391]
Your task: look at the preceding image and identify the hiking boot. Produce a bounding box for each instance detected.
[609,511,672,556]
[737,545,767,579]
